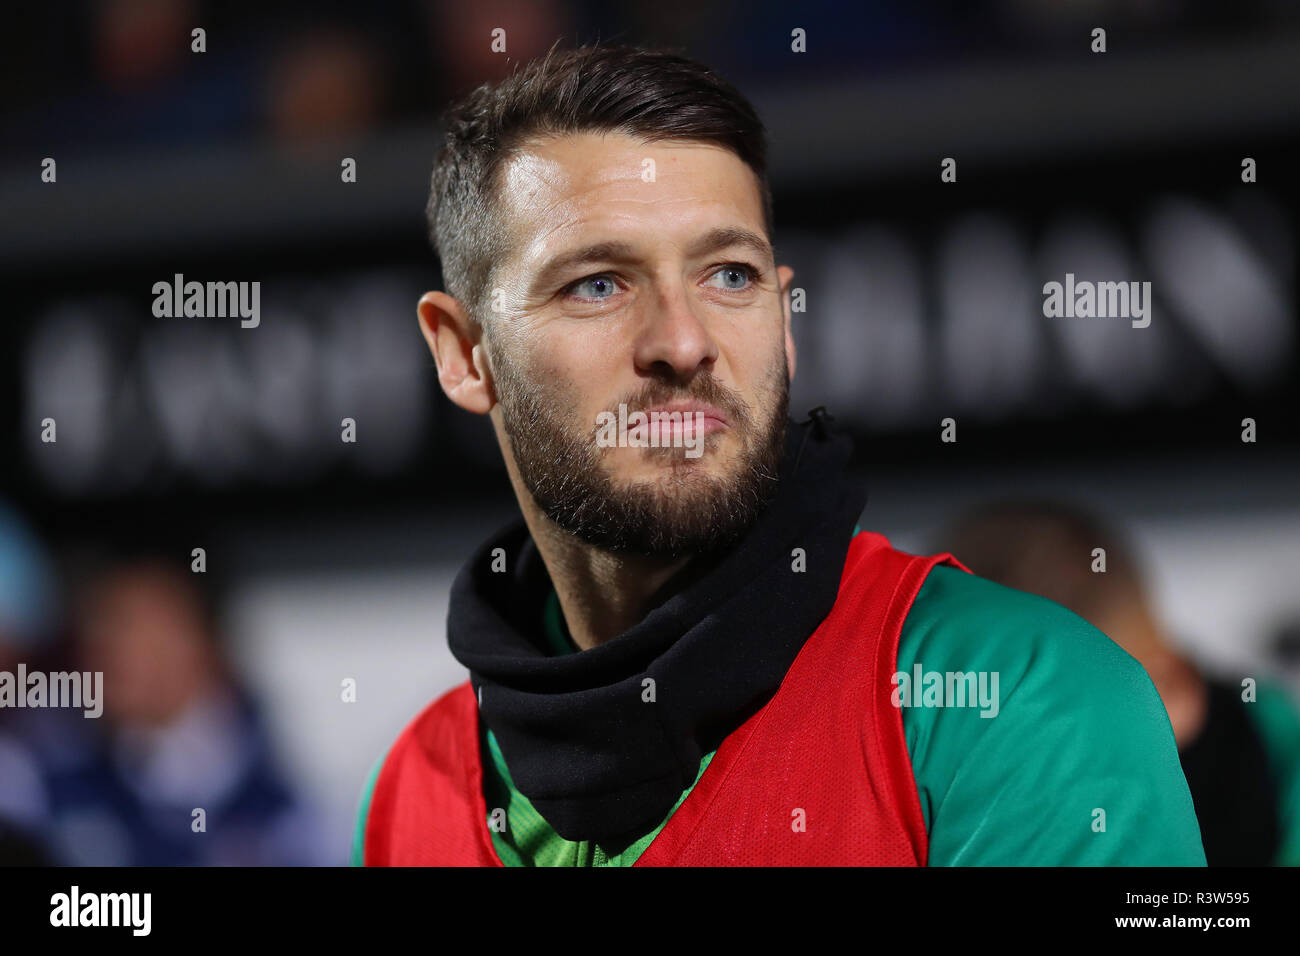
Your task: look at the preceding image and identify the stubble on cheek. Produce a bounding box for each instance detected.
[492,342,598,488]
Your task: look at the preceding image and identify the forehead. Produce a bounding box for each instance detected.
[496,131,765,268]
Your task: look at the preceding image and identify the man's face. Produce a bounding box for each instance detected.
[481,131,795,557]
[77,568,214,726]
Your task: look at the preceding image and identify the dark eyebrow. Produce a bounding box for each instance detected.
[529,227,775,294]
[686,227,774,266]
[530,241,639,294]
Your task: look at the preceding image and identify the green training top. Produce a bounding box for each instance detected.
[353,531,1210,866]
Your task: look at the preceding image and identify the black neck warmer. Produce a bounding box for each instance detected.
[446,408,868,844]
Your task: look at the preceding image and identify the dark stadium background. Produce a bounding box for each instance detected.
[0,0,1297,865]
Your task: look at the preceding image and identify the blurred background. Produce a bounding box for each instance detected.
[1,0,1298,866]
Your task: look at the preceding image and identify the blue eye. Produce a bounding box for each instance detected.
[707,265,757,290]
[569,275,618,299]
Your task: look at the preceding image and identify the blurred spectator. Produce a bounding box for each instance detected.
[0,504,58,865]
[6,0,261,149]
[423,0,572,97]
[21,548,329,865]
[96,0,196,91]
[932,499,1300,866]
[264,26,388,143]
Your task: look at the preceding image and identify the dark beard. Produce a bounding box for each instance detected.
[491,343,790,558]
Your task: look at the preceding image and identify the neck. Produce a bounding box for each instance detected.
[521,501,692,650]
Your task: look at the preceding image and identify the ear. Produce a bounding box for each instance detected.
[778,264,797,382]
[417,291,495,414]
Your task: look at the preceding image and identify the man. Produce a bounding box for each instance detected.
[34,551,330,866]
[934,499,1300,866]
[0,504,57,865]
[353,43,1205,866]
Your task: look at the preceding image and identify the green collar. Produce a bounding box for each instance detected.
[542,588,580,655]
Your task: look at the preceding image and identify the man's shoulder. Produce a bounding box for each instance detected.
[350,680,476,866]
[896,560,1176,756]
[380,679,478,776]
[900,561,1145,688]
[894,563,1205,865]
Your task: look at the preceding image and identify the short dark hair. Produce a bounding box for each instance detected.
[426,42,774,328]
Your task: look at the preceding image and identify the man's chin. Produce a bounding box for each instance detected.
[561,511,746,560]
[613,474,726,510]
[549,467,771,558]
[603,440,739,481]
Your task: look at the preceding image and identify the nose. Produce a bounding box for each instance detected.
[632,277,719,380]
